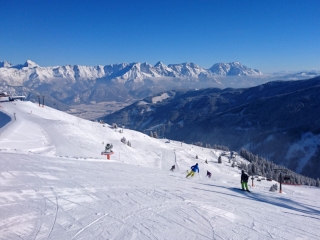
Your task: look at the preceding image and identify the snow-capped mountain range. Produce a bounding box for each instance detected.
[1,59,319,110]
[0,60,262,85]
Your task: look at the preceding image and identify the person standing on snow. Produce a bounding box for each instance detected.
[241,170,250,192]
[186,163,199,178]
[170,165,175,171]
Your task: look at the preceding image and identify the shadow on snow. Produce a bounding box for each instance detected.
[196,183,320,220]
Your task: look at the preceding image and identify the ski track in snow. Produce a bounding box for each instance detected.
[0,101,320,240]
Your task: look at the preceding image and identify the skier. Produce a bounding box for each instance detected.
[206,170,212,178]
[186,163,199,178]
[170,165,175,171]
[241,170,250,192]
[205,159,208,164]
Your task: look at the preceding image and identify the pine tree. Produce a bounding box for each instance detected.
[232,161,236,168]
[269,183,278,192]
[243,163,248,172]
[316,178,320,187]
[153,131,158,139]
[248,163,252,175]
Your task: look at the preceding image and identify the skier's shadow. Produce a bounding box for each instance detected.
[197,183,320,220]
[228,187,320,219]
[194,184,245,200]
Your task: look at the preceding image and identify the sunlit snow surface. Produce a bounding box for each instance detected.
[0,101,319,240]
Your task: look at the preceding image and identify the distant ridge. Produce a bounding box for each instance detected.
[0,60,262,84]
[210,62,262,75]
[0,59,319,109]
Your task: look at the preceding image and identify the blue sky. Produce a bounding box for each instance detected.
[1,0,319,73]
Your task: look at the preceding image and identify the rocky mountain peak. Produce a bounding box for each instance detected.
[0,61,12,68]
[23,60,39,68]
[210,62,262,76]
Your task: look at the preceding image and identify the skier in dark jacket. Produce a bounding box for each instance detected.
[241,170,250,192]
[186,163,199,178]
[170,165,175,171]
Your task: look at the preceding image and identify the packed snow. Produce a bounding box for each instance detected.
[151,93,170,104]
[0,101,319,240]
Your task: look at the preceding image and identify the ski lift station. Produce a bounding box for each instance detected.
[0,92,26,102]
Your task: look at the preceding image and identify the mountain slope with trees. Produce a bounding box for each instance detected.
[103,77,320,179]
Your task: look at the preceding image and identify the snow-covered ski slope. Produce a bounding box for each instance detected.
[0,101,319,240]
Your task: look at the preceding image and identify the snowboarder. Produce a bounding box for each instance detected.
[186,163,199,178]
[241,170,250,192]
[170,165,175,171]
[206,170,211,178]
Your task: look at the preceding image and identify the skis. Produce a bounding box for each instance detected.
[234,188,251,193]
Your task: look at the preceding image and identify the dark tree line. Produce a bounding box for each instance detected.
[239,148,319,187]
[188,142,230,152]
[203,143,229,151]
[150,131,158,138]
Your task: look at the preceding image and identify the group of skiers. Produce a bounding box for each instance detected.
[170,163,211,178]
[170,163,250,192]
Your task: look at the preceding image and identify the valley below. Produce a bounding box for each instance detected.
[66,101,134,120]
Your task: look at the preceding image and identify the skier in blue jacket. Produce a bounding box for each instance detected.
[186,163,199,178]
